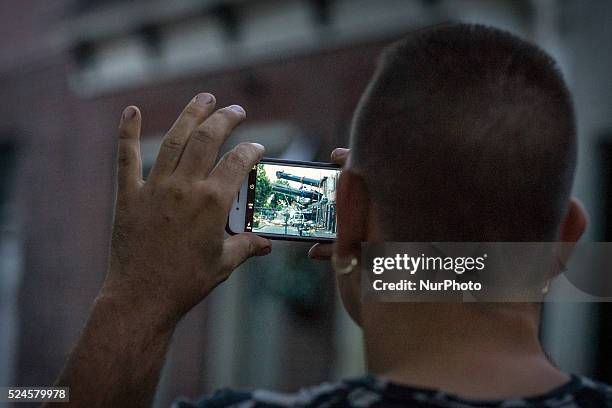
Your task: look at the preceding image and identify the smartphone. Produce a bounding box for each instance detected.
[227,158,341,242]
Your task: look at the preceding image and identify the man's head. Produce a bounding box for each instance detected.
[334,23,586,324]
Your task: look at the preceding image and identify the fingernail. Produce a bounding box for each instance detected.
[331,148,348,159]
[229,105,245,115]
[308,245,319,259]
[123,106,136,120]
[251,142,265,151]
[256,246,272,256]
[195,93,214,106]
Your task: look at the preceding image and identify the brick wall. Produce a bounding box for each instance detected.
[0,1,390,397]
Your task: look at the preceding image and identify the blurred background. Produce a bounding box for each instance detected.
[0,0,611,406]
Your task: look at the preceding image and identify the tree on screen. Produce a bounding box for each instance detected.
[254,164,296,211]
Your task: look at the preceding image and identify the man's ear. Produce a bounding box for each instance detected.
[333,169,369,326]
[559,198,588,243]
[335,169,369,258]
[556,197,588,274]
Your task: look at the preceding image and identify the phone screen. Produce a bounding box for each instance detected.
[244,161,340,239]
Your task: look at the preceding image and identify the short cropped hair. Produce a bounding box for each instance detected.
[350,23,576,241]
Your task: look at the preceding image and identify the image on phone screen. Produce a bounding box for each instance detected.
[244,162,340,239]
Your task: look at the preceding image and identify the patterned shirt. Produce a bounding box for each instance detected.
[173,374,612,407]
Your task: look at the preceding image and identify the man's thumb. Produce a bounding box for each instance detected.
[222,233,272,272]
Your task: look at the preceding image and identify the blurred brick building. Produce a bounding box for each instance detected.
[0,1,415,405]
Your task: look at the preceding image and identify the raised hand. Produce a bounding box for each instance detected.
[105,93,272,324]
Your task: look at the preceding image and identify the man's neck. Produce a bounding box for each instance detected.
[363,303,569,400]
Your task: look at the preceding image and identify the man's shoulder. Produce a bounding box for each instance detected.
[173,375,612,408]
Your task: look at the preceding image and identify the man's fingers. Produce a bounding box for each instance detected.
[207,142,265,208]
[173,105,246,181]
[148,93,216,182]
[331,148,350,166]
[221,233,272,273]
[117,106,143,196]
[308,243,334,260]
